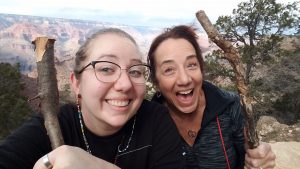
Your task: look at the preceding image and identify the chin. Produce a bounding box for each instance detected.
[179,108,196,114]
[109,115,132,127]
[177,104,198,114]
[107,121,126,129]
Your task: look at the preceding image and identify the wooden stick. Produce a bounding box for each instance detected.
[196,10,259,148]
[32,37,64,149]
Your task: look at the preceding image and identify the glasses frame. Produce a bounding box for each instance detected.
[78,61,151,84]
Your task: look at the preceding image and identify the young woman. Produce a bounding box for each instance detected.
[148,25,276,169]
[0,28,185,169]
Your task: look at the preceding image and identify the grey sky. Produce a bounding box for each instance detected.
[0,0,295,27]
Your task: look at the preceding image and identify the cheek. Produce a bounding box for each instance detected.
[193,71,203,83]
[80,77,109,99]
[135,85,146,98]
[157,77,174,92]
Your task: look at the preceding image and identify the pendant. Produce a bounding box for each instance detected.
[188,130,197,138]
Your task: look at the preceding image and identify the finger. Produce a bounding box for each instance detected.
[245,147,276,169]
[260,151,276,169]
[244,163,250,169]
[246,142,271,158]
[33,153,53,169]
[245,153,261,168]
[44,153,53,169]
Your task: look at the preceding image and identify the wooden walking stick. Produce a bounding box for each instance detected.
[196,10,259,148]
[32,37,64,149]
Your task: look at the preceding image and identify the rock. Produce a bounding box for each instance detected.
[257,116,295,142]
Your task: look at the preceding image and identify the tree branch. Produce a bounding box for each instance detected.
[32,37,64,149]
[196,10,259,148]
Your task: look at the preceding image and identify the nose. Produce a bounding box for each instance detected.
[176,68,191,85]
[113,70,133,92]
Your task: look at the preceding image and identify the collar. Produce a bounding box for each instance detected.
[201,81,235,127]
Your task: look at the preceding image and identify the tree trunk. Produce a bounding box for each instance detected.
[196,10,259,148]
[32,37,64,149]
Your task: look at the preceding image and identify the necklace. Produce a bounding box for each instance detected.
[187,129,197,138]
[78,110,136,163]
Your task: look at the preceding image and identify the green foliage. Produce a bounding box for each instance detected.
[145,82,156,101]
[211,0,299,82]
[249,51,300,123]
[0,63,32,140]
[204,0,299,123]
[273,90,300,118]
[205,51,235,81]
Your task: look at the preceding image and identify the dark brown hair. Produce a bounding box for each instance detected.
[147,25,204,84]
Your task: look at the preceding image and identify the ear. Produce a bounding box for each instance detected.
[70,72,80,96]
[153,82,160,92]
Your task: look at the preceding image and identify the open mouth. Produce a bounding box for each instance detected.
[176,89,193,97]
[106,100,131,107]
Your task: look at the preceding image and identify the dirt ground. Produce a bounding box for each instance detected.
[256,116,300,169]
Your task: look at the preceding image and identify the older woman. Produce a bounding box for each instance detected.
[148,25,276,169]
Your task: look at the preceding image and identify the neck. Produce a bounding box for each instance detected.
[167,89,206,146]
[78,110,136,161]
[169,102,205,129]
[82,111,121,136]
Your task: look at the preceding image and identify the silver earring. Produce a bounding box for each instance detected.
[156,91,161,98]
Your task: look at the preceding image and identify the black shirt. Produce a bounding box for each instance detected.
[0,100,185,169]
[152,81,245,169]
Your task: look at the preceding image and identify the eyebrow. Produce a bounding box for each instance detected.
[160,54,197,65]
[160,59,174,65]
[96,54,117,60]
[186,54,197,60]
[96,54,143,64]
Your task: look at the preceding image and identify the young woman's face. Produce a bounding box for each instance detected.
[154,38,203,114]
[72,34,145,134]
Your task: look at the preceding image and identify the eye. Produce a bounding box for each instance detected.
[162,66,176,76]
[186,62,199,70]
[95,63,117,75]
[98,67,115,74]
[128,65,146,78]
[129,69,142,78]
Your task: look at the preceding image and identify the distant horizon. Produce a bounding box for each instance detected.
[0,0,296,28]
[0,12,184,29]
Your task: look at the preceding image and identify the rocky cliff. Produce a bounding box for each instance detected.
[0,13,160,73]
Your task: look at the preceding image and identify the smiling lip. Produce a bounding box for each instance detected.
[106,99,131,107]
[177,89,193,95]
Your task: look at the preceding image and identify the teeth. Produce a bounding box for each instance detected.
[107,100,129,107]
[178,90,192,95]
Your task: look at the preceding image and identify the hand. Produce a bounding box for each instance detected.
[244,142,276,169]
[33,145,120,169]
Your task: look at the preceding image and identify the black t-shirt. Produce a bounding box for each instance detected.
[0,100,185,169]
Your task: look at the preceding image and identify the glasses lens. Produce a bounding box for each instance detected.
[128,65,150,84]
[94,62,120,83]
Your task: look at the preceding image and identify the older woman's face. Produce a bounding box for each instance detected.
[73,34,145,134]
[154,38,203,114]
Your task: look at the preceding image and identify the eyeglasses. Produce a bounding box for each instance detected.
[78,61,151,84]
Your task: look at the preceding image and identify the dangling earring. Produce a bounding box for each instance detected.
[156,91,161,98]
[77,94,82,113]
[76,93,92,154]
[154,85,161,98]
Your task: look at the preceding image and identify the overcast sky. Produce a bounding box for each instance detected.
[0,0,295,27]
